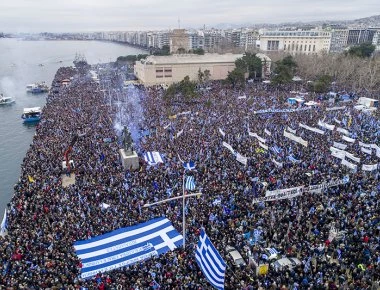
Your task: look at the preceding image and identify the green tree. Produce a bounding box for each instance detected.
[346,42,375,58]
[313,74,332,93]
[227,68,245,88]
[153,45,170,56]
[234,52,263,79]
[204,69,211,82]
[271,55,298,85]
[198,68,204,83]
[177,47,186,54]
[193,48,205,55]
[164,76,198,103]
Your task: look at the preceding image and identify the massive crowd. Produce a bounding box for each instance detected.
[0,64,379,290]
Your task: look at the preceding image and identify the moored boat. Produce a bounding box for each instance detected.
[0,94,15,105]
[21,107,41,123]
[26,82,49,94]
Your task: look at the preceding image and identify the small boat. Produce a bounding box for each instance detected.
[21,107,41,123]
[26,82,49,94]
[0,94,15,105]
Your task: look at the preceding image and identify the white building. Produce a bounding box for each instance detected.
[260,30,331,54]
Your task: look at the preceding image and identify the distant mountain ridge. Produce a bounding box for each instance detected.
[213,14,380,30]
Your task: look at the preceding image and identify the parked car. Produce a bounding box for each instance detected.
[225,246,246,267]
[272,257,302,272]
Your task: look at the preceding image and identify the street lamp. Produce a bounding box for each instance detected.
[143,189,202,248]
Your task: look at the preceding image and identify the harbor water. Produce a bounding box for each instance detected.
[0,38,146,215]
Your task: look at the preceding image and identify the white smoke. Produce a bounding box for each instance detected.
[113,84,144,149]
[0,77,16,98]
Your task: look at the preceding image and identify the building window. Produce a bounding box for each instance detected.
[284,44,286,50]
[156,69,163,73]
[309,45,311,51]
[156,75,163,78]
[300,44,302,51]
[313,45,316,51]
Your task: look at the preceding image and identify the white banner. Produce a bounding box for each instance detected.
[362,164,378,171]
[345,152,360,163]
[342,159,357,171]
[257,177,349,203]
[265,186,304,198]
[333,142,347,150]
[249,132,266,143]
[337,127,350,136]
[342,135,355,143]
[218,128,226,137]
[272,159,283,168]
[222,142,235,154]
[176,129,184,138]
[254,107,311,114]
[287,127,297,134]
[178,111,191,116]
[325,106,346,111]
[307,178,349,193]
[259,142,268,150]
[236,153,248,166]
[331,150,346,160]
[238,95,247,99]
[264,129,271,136]
[254,187,303,203]
[284,130,308,147]
[333,118,341,124]
[361,147,372,155]
[299,123,325,135]
[318,120,335,131]
[359,142,372,148]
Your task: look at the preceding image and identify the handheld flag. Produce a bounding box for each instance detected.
[185,176,196,191]
[143,151,164,165]
[183,161,196,171]
[195,229,226,289]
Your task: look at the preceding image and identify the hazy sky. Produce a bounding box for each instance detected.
[1,0,379,33]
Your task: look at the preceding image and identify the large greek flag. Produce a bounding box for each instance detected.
[143,151,164,165]
[195,229,226,289]
[74,217,183,279]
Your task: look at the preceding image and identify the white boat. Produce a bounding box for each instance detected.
[0,94,15,105]
[21,107,41,123]
[26,82,49,93]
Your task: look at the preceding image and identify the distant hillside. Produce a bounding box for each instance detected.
[214,14,380,30]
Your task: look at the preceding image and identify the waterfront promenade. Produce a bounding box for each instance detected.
[0,64,379,289]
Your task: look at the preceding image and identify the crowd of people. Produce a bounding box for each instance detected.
[0,64,379,290]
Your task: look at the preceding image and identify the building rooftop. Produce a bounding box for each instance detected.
[141,53,270,65]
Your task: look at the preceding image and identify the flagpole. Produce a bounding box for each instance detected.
[182,170,186,248]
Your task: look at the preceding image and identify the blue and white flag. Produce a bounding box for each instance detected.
[267,248,279,256]
[185,176,196,191]
[288,155,301,163]
[74,217,183,279]
[183,161,196,171]
[195,229,226,290]
[271,145,281,154]
[144,151,164,165]
[304,256,312,273]
[0,209,7,235]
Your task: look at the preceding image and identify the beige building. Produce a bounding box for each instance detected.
[169,29,190,53]
[134,53,271,86]
[260,30,331,54]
